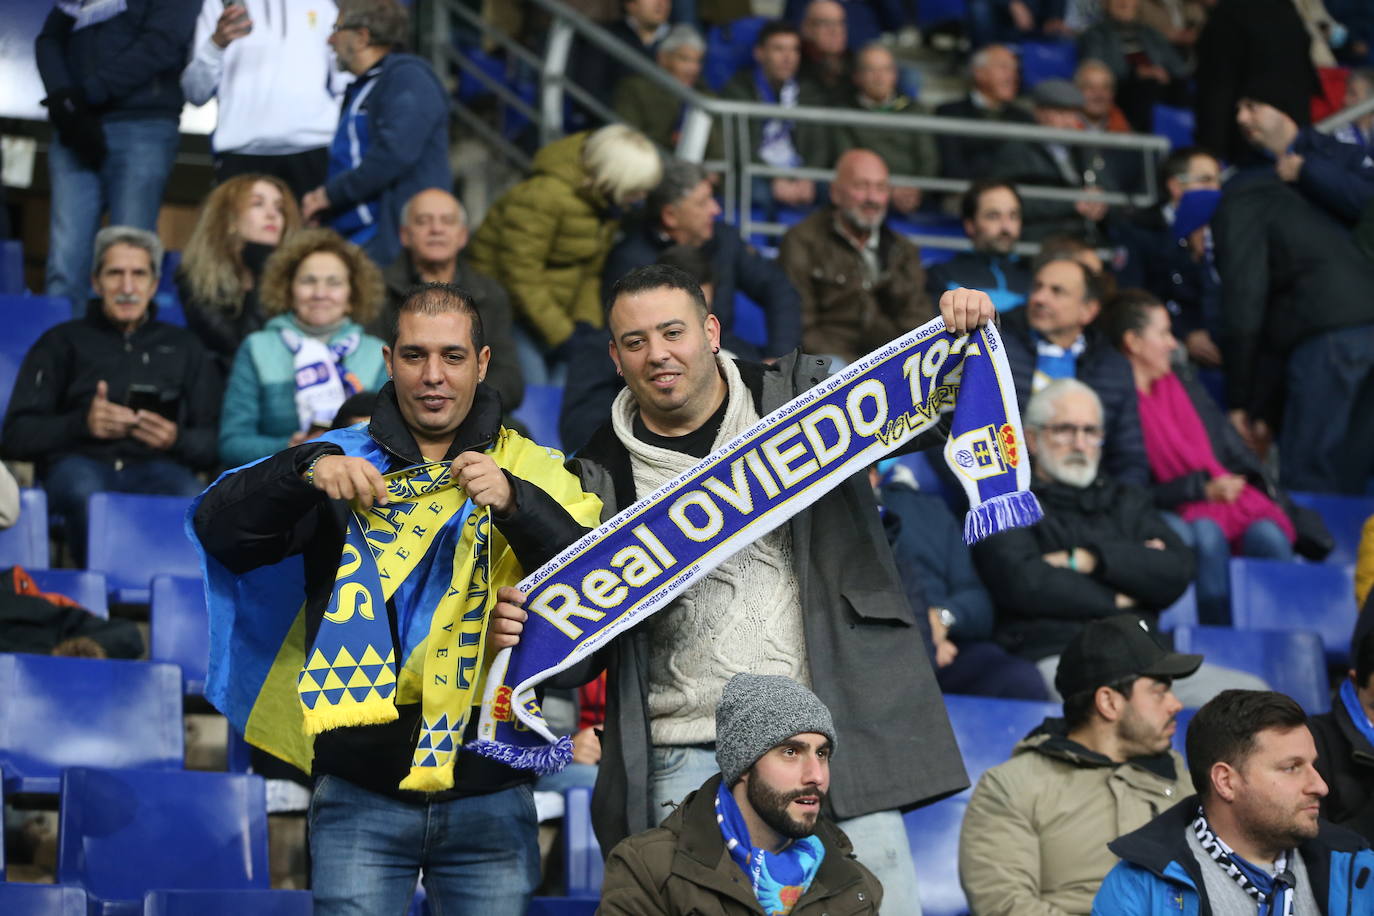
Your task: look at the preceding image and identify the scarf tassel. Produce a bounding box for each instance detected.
[964,489,1044,545]
[467,734,574,775]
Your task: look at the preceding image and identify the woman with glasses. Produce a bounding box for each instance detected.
[1105,288,1298,624]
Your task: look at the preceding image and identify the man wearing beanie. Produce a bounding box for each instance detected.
[959,615,1197,914]
[600,673,882,915]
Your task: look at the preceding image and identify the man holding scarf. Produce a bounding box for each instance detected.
[599,673,883,914]
[191,283,602,914]
[1095,690,1374,914]
[491,264,991,909]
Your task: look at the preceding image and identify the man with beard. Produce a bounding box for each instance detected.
[1096,690,1374,914]
[926,179,1031,312]
[960,615,1198,915]
[973,378,1263,706]
[599,673,883,914]
[779,149,932,366]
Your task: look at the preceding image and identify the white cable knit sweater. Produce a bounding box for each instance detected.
[610,357,810,747]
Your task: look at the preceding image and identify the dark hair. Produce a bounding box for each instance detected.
[337,0,409,48]
[1100,288,1166,350]
[1186,690,1308,799]
[656,244,715,291]
[1062,674,1138,731]
[1160,145,1218,188]
[755,20,801,48]
[330,391,380,429]
[1355,624,1374,689]
[961,178,1022,224]
[648,159,711,227]
[604,263,710,325]
[1034,254,1104,305]
[389,282,485,353]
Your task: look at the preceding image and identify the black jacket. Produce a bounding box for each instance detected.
[973,475,1193,660]
[191,382,589,801]
[1000,306,1150,487]
[1116,203,1218,341]
[174,242,275,378]
[372,254,526,413]
[602,219,803,361]
[1311,697,1374,845]
[1213,171,1374,418]
[1,302,221,471]
[925,251,1030,313]
[933,97,1036,183]
[990,140,1124,243]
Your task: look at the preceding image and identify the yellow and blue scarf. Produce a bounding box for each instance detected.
[189,425,602,792]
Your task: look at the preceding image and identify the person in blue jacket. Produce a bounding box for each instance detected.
[301,0,452,268]
[35,0,200,311]
[1094,689,1374,915]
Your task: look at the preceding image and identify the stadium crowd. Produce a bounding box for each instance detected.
[2,0,1374,912]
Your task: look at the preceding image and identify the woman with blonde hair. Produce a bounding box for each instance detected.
[219,228,389,466]
[176,174,301,371]
[468,123,661,384]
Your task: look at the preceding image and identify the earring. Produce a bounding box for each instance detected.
[712,346,719,354]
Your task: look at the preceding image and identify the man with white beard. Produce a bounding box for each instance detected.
[971,378,1266,705]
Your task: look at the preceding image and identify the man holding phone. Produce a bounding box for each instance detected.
[1,226,222,562]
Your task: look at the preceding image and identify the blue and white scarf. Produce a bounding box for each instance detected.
[1340,678,1374,749]
[280,325,362,431]
[1192,807,1295,916]
[57,0,126,30]
[754,65,802,169]
[716,780,825,915]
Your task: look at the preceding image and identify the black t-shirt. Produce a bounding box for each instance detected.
[630,392,731,460]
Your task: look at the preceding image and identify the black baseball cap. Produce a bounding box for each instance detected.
[1055,614,1202,699]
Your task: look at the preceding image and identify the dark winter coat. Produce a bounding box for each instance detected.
[1310,696,1374,845]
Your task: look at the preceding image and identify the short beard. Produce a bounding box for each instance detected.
[842,206,885,234]
[1040,451,1099,488]
[745,773,825,841]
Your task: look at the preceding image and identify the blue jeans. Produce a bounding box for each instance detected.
[1163,513,1295,626]
[1281,323,1374,494]
[46,118,180,312]
[650,745,923,915]
[512,324,568,388]
[309,775,539,916]
[44,453,203,565]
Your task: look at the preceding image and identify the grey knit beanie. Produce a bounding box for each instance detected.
[715,673,837,786]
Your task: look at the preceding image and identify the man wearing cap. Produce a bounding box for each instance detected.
[959,615,1197,916]
[599,673,882,915]
[991,78,1122,244]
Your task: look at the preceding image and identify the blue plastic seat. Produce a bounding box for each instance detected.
[527,900,600,916]
[0,294,71,418]
[0,488,49,568]
[58,767,270,916]
[918,0,969,26]
[27,568,110,618]
[0,654,183,794]
[142,889,312,916]
[731,290,769,351]
[1171,625,1330,714]
[86,493,200,603]
[1152,104,1196,149]
[1171,706,1196,759]
[0,238,23,294]
[0,884,88,916]
[1157,585,1198,633]
[1229,558,1358,664]
[703,16,768,91]
[563,785,604,898]
[904,694,1059,916]
[1016,40,1078,88]
[1288,491,1374,572]
[150,575,210,695]
[512,384,566,454]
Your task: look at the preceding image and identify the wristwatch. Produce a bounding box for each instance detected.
[935,607,956,629]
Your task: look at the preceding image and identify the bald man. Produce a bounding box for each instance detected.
[374,188,525,411]
[779,149,934,364]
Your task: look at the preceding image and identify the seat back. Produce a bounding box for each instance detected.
[1171,625,1330,714]
[1171,706,1197,759]
[1016,40,1078,88]
[150,574,210,695]
[0,654,183,793]
[1288,491,1374,571]
[57,767,270,903]
[512,384,565,455]
[0,884,88,916]
[27,568,111,618]
[1229,558,1358,664]
[563,785,604,898]
[703,16,769,91]
[904,694,1059,916]
[0,487,49,568]
[86,493,200,602]
[1157,585,1198,633]
[142,889,312,916]
[0,293,72,414]
[1151,104,1196,148]
[0,239,23,294]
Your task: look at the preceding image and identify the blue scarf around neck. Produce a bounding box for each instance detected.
[1340,678,1374,749]
[715,779,825,915]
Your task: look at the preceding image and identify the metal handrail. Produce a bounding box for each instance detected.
[1316,94,1374,133]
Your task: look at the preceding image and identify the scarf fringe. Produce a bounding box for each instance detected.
[964,489,1044,545]
[302,703,398,736]
[466,735,573,775]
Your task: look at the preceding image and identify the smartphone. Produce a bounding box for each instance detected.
[126,385,179,420]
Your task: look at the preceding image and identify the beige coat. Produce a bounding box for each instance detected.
[958,728,1190,916]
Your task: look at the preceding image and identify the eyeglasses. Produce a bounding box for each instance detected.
[331,20,362,32]
[1040,423,1104,446]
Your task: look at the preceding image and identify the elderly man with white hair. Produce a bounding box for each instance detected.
[613,23,721,159]
[971,378,1267,705]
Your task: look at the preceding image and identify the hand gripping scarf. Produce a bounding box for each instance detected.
[468,315,1043,774]
[188,425,603,792]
